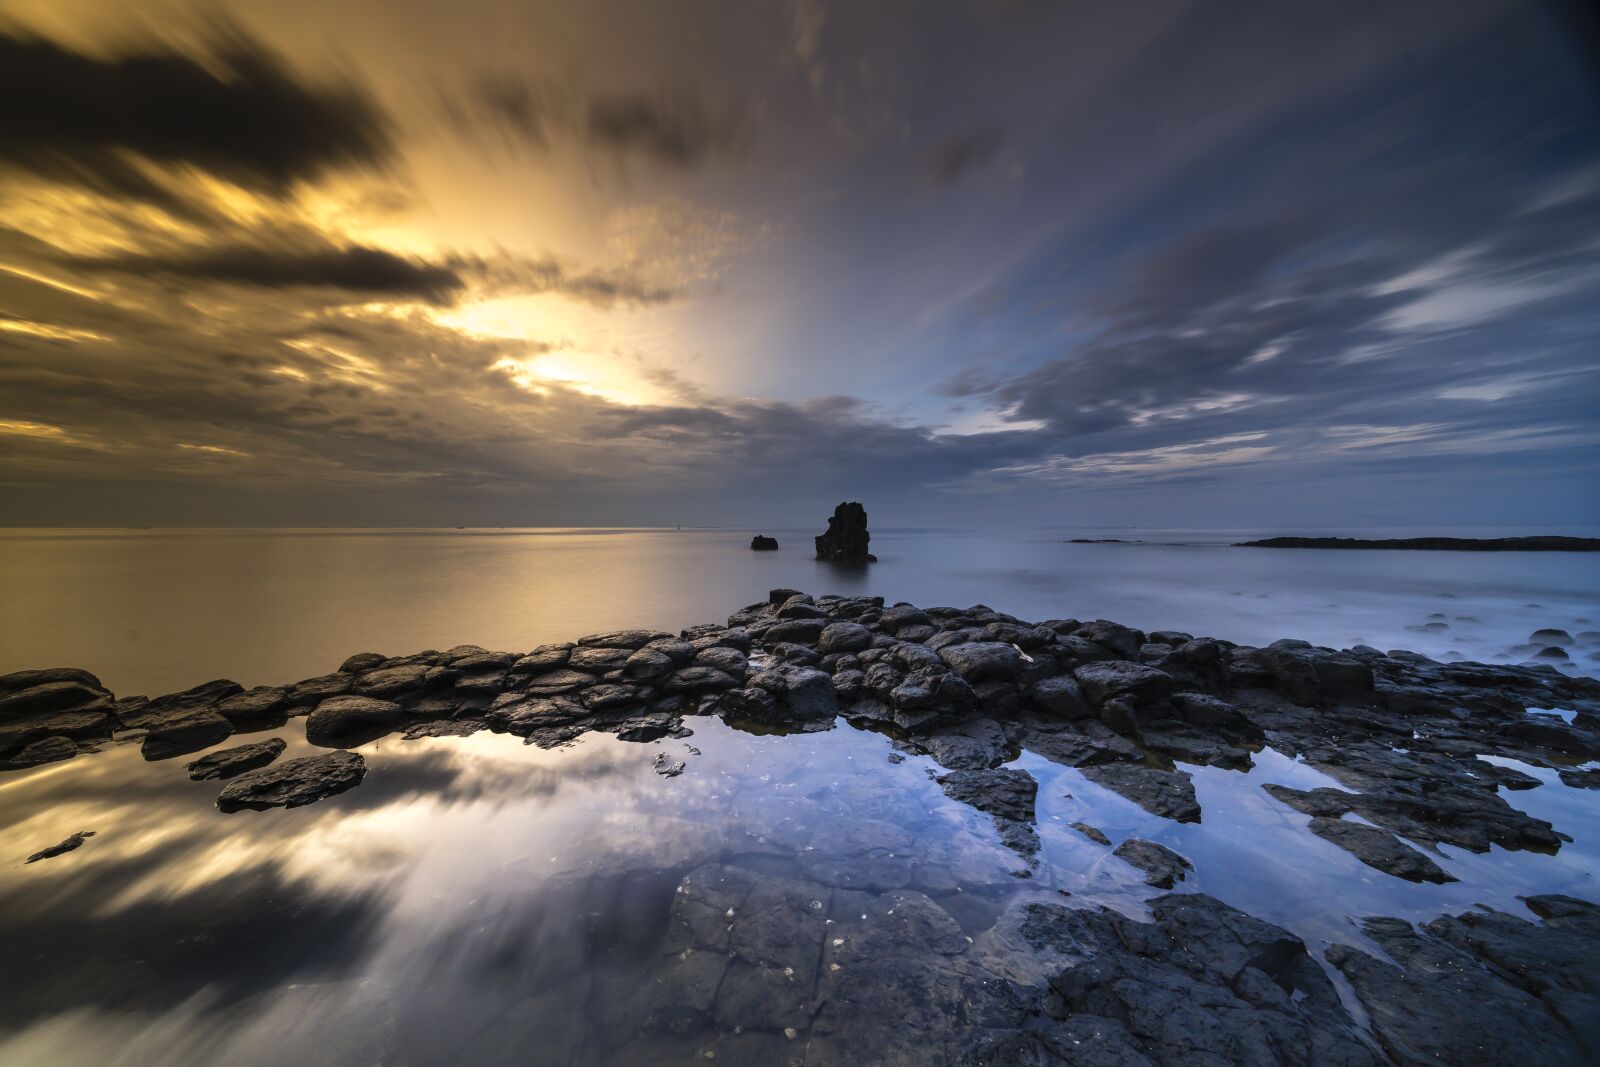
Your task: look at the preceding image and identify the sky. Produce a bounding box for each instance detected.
[1,0,1598,529]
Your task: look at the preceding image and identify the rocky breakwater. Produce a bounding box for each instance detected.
[7,590,1600,1062]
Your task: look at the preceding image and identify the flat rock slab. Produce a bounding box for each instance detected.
[1112,838,1193,888]
[217,751,367,812]
[936,766,1041,857]
[185,738,287,781]
[1307,816,1456,883]
[26,830,94,863]
[1080,763,1201,822]
[1328,896,1600,1065]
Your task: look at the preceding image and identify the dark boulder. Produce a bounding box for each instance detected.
[338,652,386,673]
[509,644,572,674]
[746,665,839,720]
[306,695,402,740]
[1028,675,1093,719]
[621,648,675,682]
[814,501,876,563]
[122,680,242,760]
[353,664,430,697]
[1,735,79,770]
[217,751,367,812]
[0,678,110,721]
[215,686,290,726]
[1073,661,1175,708]
[577,629,672,650]
[750,535,779,550]
[818,622,873,655]
[937,642,1022,682]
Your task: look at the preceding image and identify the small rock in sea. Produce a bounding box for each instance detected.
[1530,628,1574,646]
[1533,646,1570,661]
[216,751,367,812]
[653,753,685,778]
[186,737,287,781]
[750,535,779,551]
[1070,822,1111,846]
[26,830,95,863]
[886,751,906,764]
[814,501,876,563]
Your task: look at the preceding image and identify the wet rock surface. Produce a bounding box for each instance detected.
[1327,895,1600,1065]
[1112,838,1193,889]
[216,751,367,812]
[1305,816,1456,884]
[185,738,287,781]
[6,590,1600,1063]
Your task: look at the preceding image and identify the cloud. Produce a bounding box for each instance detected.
[69,244,464,304]
[585,92,744,168]
[440,77,746,170]
[0,28,391,216]
[44,227,680,310]
[924,126,1002,187]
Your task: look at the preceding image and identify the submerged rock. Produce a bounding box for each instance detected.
[1306,816,1456,883]
[25,830,95,863]
[1112,838,1193,888]
[1080,762,1201,822]
[216,751,367,812]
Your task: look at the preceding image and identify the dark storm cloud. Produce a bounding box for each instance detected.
[0,29,391,214]
[44,227,678,309]
[439,76,746,169]
[924,126,1002,186]
[3,0,1599,528]
[70,244,465,304]
[585,92,744,167]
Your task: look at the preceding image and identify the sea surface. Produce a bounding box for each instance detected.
[2,526,1598,1064]
[3,525,1598,696]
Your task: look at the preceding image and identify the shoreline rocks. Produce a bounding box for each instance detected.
[5,590,1600,1063]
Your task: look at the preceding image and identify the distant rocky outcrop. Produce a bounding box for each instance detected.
[1236,535,1600,551]
[814,501,876,563]
[750,535,778,551]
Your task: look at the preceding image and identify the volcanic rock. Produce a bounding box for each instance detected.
[216,751,367,812]
[814,501,876,563]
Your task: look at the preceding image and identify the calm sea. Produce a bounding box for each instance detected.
[3,525,1596,696]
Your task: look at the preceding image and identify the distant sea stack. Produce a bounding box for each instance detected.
[815,502,876,563]
[750,535,779,551]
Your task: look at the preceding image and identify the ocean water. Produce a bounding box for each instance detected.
[3,526,1599,1064]
[2,526,1597,696]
